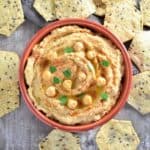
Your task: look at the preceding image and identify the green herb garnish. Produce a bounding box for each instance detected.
[49,66,57,73]
[64,47,74,53]
[53,76,61,84]
[63,69,71,78]
[59,95,68,105]
[100,92,109,101]
[101,60,110,67]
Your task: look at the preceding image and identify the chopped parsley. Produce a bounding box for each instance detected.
[53,76,61,84]
[100,92,109,101]
[49,66,57,73]
[101,60,110,67]
[59,95,68,105]
[63,69,71,78]
[64,47,74,53]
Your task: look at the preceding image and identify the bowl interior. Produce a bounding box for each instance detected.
[19,19,132,132]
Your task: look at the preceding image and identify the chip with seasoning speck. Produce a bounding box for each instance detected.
[140,0,150,27]
[0,0,24,36]
[128,71,150,115]
[104,0,142,42]
[54,0,96,19]
[0,50,20,117]
[33,0,56,21]
[96,119,140,150]
[128,31,150,72]
[39,129,81,150]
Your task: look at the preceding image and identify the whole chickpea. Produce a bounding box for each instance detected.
[76,51,85,57]
[82,94,93,106]
[42,69,51,81]
[67,99,78,109]
[78,71,86,81]
[97,77,106,87]
[73,42,85,51]
[87,51,96,60]
[46,86,56,97]
[63,80,72,90]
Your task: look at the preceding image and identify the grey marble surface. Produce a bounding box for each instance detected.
[0,8,150,150]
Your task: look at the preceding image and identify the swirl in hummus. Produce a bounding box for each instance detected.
[25,25,124,125]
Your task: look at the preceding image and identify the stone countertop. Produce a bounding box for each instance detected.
[0,20,150,150]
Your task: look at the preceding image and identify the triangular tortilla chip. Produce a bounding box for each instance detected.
[128,71,150,115]
[104,0,142,42]
[96,119,140,150]
[54,0,96,19]
[33,0,56,21]
[128,31,150,72]
[0,0,24,36]
[39,129,81,150]
[0,51,20,117]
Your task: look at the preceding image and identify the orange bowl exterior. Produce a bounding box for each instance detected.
[19,19,132,132]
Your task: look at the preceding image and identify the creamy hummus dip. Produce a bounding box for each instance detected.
[25,25,124,125]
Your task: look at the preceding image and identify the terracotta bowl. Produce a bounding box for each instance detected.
[19,19,132,132]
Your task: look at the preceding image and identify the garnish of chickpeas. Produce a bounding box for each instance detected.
[87,50,96,60]
[63,80,72,90]
[73,42,85,51]
[78,71,86,81]
[67,99,78,109]
[76,51,85,57]
[82,94,93,106]
[42,69,51,81]
[97,77,106,87]
[46,86,56,97]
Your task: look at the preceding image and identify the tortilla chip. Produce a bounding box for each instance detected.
[0,81,19,97]
[128,71,150,115]
[128,31,150,72]
[0,0,24,36]
[93,0,106,16]
[0,51,19,117]
[33,0,56,21]
[0,81,19,117]
[104,0,142,42]
[54,0,96,19]
[39,129,81,150]
[96,119,140,150]
[102,0,136,5]
[93,0,136,17]
[141,0,150,26]
[0,51,19,81]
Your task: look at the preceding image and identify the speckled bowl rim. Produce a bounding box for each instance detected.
[19,19,132,132]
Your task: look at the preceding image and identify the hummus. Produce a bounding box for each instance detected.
[25,25,124,125]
